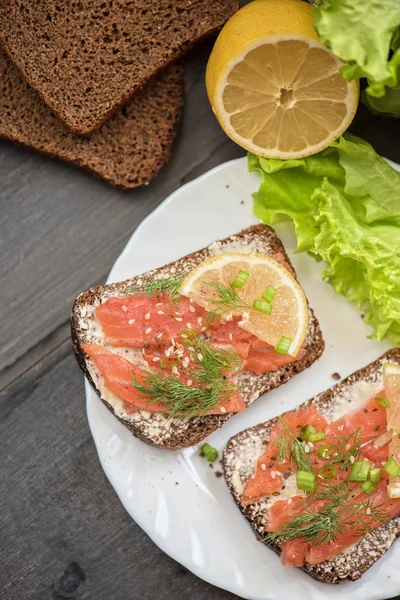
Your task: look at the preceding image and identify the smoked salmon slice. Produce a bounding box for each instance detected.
[82,343,165,412]
[82,343,245,416]
[241,406,328,506]
[96,294,207,347]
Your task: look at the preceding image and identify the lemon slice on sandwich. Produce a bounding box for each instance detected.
[179,252,308,357]
[383,363,400,498]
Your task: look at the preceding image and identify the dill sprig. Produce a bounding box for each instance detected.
[275,417,313,472]
[125,274,185,302]
[132,372,237,420]
[205,281,251,324]
[265,482,388,546]
[329,427,362,471]
[132,330,242,420]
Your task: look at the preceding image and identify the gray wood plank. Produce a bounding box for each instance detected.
[0,343,242,600]
[0,40,244,381]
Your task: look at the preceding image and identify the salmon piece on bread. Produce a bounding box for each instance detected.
[223,349,400,583]
[71,225,324,450]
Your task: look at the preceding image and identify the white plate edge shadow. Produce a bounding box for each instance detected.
[85,156,399,600]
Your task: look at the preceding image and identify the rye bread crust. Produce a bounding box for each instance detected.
[0,0,238,134]
[223,348,400,583]
[71,224,324,450]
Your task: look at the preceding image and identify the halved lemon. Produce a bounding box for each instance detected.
[179,252,308,357]
[383,363,400,498]
[206,0,359,159]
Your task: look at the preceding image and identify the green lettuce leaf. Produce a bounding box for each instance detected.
[313,0,400,116]
[249,134,400,344]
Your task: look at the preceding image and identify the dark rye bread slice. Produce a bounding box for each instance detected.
[0,49,183,189]
[223,348,400,584]
[71,224,324,450]
[0,0,238,134]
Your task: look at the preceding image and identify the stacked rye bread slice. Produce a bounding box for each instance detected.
[0,0,238,188]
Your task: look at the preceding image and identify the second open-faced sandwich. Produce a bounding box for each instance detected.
[71,224,324,449]
[224,350,400,583]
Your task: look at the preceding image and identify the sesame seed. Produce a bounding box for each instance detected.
[152,357,160,362]
[189,298,193,304]
[187,380,193,387]
[172,367,179,375]
[229,333,233,341]
[175,317,183,322]
[182,362,188,368]
[346,443,351,451]
[156,333,163,338]
[304,444,310,454]
[188,346,195,352]
[197,317,203,325]
[338,424,344,431]
[122,305,127,312]
[145,327,152,334]
[220,406,227,413]
[261,464,266,471]
[145,313,151,320]
[186,322,192,329]
[201,326,207,332]
[157,310,165,315]
[197,353,203,361]
[287,498,292,505]
[181,333,188,338]
[366,507,371,515]
[155,303,163,307]
[165,350,171,357]
[189,305,196,313]
[271,471,276,479]
[350,455,355,463]
[128,319,135,324]
[168,345,174,353]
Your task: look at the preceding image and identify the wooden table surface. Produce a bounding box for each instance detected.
[2,37,400,600]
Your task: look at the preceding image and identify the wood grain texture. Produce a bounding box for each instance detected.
[2,27,400,600]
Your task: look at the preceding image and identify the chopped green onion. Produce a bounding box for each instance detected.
[275,336,292,356]
[317,443,335,460]
[376,396,390,408]
[200,443,219,463]
[361,481,376,496]
[232,270,249,289]
[180,328,197,343]
[318,465,337,480]
[296,470,316,493]
[262,285,276,303]
[348,461,371,482]
[300,425,316,441]
[369,467,382,484]
[253,299,272,315]
[384,457,400,478]
[308,431,326,443]
[160,356,181,369]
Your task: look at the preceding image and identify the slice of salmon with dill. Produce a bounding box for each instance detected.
[240,389,400,567]
[83,253,308,418]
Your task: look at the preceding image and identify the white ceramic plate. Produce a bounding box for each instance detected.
[86,157,398,600]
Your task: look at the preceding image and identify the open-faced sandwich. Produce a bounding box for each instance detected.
[71,224,324,450]
[224,350,400,583]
